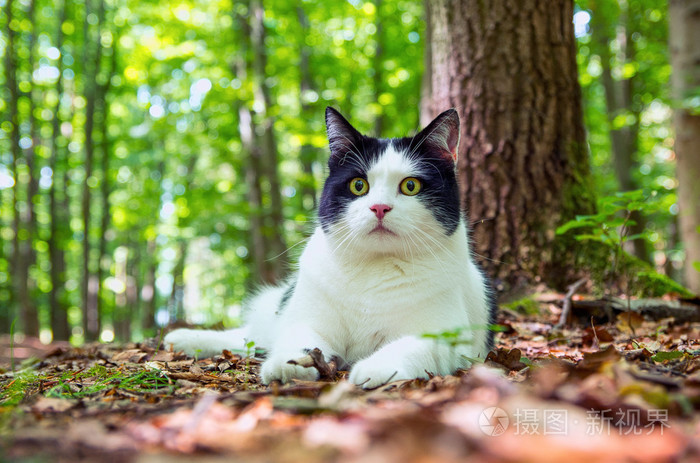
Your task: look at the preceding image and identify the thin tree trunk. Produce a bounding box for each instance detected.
[169,241,187,322]
[234,2,282,285]
[240,105,267,284]
[20,0,40,337]
[372,0,384,135]
[429,0,596,291]
[249,0,288,282]
[669,0,700,294]
[297,5,318,212]
[48,0,70,341]
[419,0,433,127]
[4,0,21,332]
[141,238,158,334]
[95,30,116,327]
[232,6,264,284]
[81,0,105,341]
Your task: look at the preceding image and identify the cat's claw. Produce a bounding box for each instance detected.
[260,355,320,384]
[349,357,409,389]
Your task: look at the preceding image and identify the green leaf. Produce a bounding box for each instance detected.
[651,351,685,362]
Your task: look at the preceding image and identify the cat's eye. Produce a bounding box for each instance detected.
[400,177,422,196]
[349,177,369,196]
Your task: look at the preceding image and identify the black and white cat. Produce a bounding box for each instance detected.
[165,107,497,388]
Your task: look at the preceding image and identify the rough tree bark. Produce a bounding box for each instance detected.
[669,0,700,294]
[428,0,596,291]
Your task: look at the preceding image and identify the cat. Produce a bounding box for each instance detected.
[164,107,497,388]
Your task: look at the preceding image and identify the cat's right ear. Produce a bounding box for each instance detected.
[325,107,363,161]
[416,108,460,162]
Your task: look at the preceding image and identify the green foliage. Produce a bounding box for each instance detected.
[422,325,506,348]
[0,0,425,339]
[502,297,540,316]
[651,350,686,362]
[556,190,659,246]
[557,189,690,296]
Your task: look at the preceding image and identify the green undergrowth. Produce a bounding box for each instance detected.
[42,364,173,399]
[0,363,176,432]
[502,296,541,316]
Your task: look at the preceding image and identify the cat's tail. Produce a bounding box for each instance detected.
[163,283,289,358]
[163,326,252,358]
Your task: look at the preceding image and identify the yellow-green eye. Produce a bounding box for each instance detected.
[400,177,422,196]
[349,177,369,196]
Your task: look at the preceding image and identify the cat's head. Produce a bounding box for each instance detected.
[318,107,462,257]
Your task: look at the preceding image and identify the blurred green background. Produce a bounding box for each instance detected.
[0,0,690,344]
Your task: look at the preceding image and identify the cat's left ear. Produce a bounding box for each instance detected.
[416,108,460,162]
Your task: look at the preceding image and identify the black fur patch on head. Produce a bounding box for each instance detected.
[319,108,389,232]
[319,107,462,235]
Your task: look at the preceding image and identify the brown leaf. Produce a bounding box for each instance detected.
[582,325,614,346]
[485,348,527,371]
[111,349,148,363]
[616,311,645,334]
[31,397,76,413]
[578,345,621,371]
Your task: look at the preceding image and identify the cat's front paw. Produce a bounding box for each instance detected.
[349,357,421,389]
[260,355,320,384]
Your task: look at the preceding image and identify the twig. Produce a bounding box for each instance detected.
[590,316,600,350]
[555,278,587,328]
[288,348,338,380]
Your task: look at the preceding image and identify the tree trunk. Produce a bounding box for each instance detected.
[249,0,288,282]
[21,0,40,337]
[297,5,318,212]
[428,0,596,291]
[232,6,265,285]
[372,0,384,135]
[669,0,700,294]
[419,0,433,127]
[4,0,21,332]
[81,0,105,341]
[234,1,287,285]
[169,241,187,322]
[141,238,158,334]
[96,30,116,328]
[48,0,70,341]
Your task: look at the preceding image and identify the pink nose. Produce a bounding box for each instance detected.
[370,204,392,219]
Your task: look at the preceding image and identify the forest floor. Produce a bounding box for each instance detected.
[1,291,700,462]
